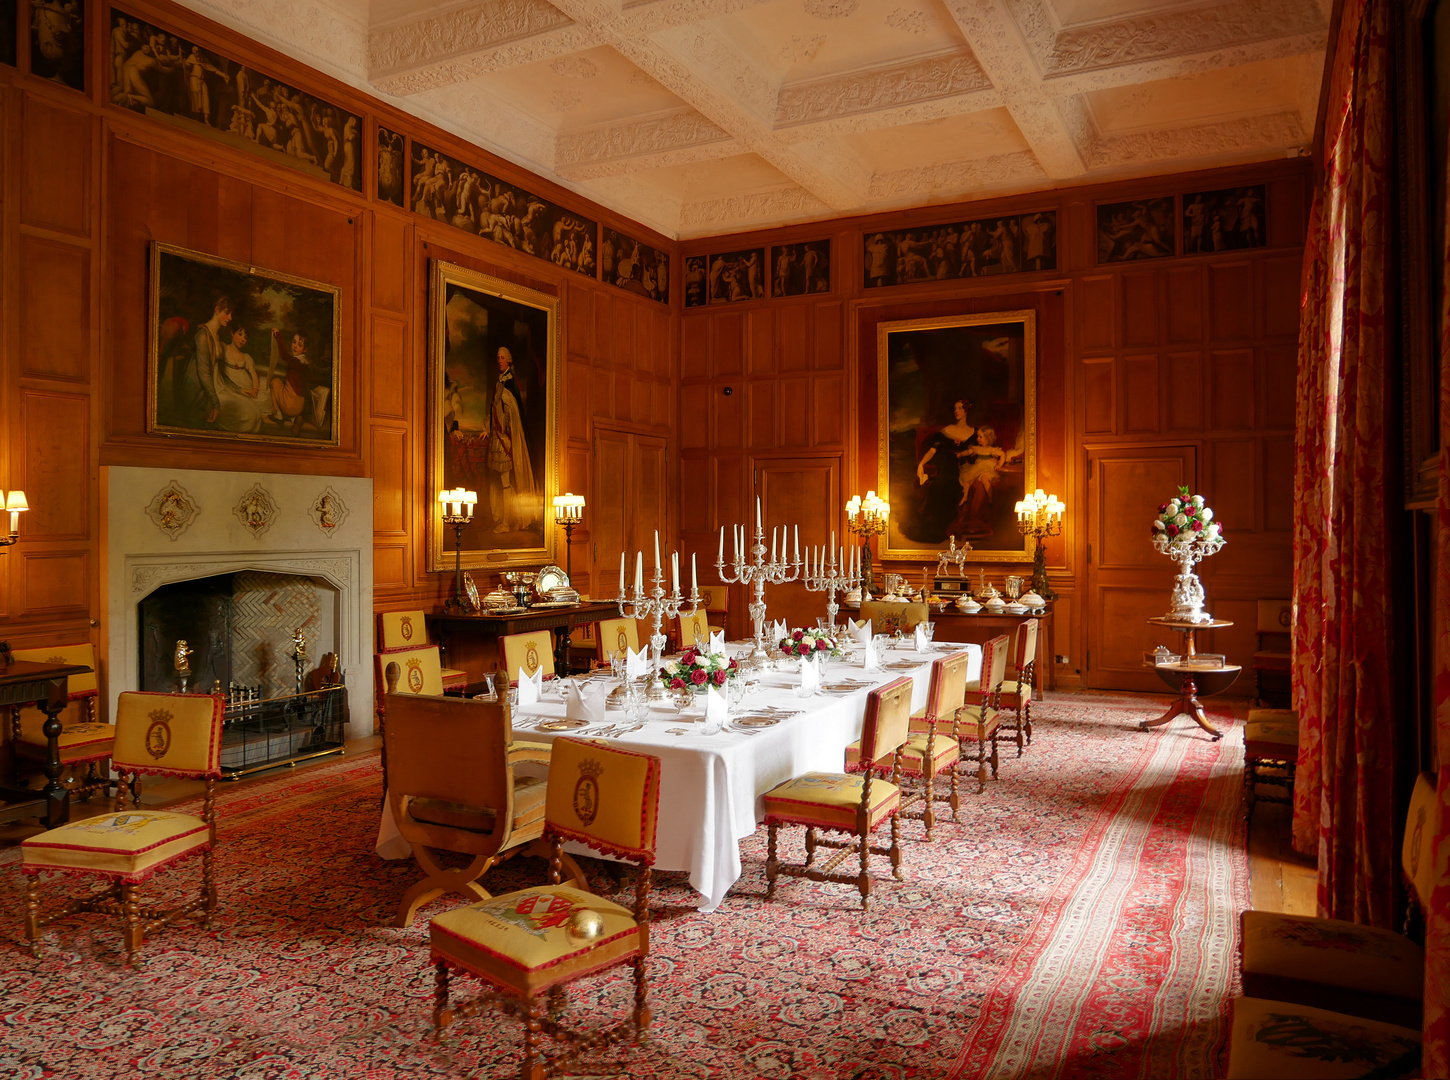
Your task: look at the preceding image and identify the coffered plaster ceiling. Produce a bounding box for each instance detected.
[179,0,1328,239]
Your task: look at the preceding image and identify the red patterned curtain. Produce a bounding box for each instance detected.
[1290,0,1396,926]
[1422,6,1450,1069]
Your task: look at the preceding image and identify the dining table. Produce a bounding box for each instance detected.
[376,639,982,912]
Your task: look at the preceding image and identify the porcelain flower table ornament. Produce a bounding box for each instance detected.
[1149,487,1225,623]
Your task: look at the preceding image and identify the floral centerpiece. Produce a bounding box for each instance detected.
[777,627,841,659]
[1149,486,1225,622]
[660,649,739,692]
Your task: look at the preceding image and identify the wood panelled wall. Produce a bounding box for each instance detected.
[0,0,675,677]
[680,160,1307,689]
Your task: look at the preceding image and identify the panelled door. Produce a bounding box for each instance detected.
[752,455,841,633]
[1085,446,1197,691]
[592,426,669,595]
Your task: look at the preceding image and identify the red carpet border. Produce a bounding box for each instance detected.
[0,692,1247,1079]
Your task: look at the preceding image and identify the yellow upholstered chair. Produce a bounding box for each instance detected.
[595,617,641,664]
[844,650,973,839]
[1237,772,1435,1027]
[762,677,914,910]
[678,608,711,650]
[1243,708,1298,825]
[1223,997,1419,1080]
[859,600,929,636]
[953,634,1010,794]
[384,693,580,928]
[697,584,729,637]
[501,630,557,686]
[429,737,662,1080]
[999,619,1039,755]
[21,691,224,964]
[9,643,111,800]
[378,610,469,692]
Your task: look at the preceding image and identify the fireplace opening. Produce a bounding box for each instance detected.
[138,569,347,776]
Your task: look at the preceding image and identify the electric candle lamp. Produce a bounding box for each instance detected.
[0,489,26,547]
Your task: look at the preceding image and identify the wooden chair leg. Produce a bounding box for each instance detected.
[922,783,936,841]
[990,732,1000,780]
[633,954,651,1039]
[433,960,453,1033]
[765,822,779,899]
[804,826,817,868]
[1024,700,1033,746]
[1243,758,1258,824]
[24,873,42,957]
[857,829,872,911]
[948,766,960,820]
[889,812,904,881]
[521,997,546,1080]
[121,881,142,965]
[1014,705,1025,757]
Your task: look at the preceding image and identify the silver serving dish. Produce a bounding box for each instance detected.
[534,564,570,599]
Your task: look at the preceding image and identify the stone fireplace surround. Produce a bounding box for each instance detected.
[104,466,374,736]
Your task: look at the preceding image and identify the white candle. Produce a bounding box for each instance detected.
[756,497,762,530]
[619,552,625,597]
[691,553,698,593]
[734,524,740,561]
[636,551,644,593]
[654,530,661,570]
[771,527,777,563]
[672,552,679,593]
[718,527,725,565]
[794,525,799,563]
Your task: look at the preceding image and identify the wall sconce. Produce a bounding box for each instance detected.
[845,490,890,596]
[1014,488,1064,600]
[552,492,585,581]
[0,490,28,550]
[438,488,477,614]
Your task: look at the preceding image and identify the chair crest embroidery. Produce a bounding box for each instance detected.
[615,629,629,653]
[478,891,589,938]
[78,812,164,834]
[1410,806,1427,877]
[46,654,66,664]
[400,615,415,642]
[145,710,173,759]
[524,642,541,674]
[574,758,604,825]
[406,656,425,692]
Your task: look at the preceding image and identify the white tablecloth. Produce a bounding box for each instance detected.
[375,642,981,912]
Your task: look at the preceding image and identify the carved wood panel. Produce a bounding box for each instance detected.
[20,236,89,382]
[21,93,89,237]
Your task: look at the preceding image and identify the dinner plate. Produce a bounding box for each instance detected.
[884,660,920,670]
[536,718,589,731]
[732,715,780,727]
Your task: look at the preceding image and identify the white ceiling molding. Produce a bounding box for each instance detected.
[172,0,1326,238]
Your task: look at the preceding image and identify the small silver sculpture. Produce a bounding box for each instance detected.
[935,535,970,578]
[174,639,194,693]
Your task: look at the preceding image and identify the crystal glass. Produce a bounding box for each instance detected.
[624,681,650,722]
[472,672,497,701]
[728,677,747,709]
[507,687,519,711]
[794,677,815,699]
[921,621,935,644]
[670,686,695,711]
[816,616,832,631]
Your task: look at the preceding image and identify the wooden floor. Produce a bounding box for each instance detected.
[1,700,1318,916]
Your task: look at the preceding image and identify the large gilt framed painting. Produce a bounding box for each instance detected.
[148,242,340,446]
[427,260,559,572]
[878,311,1036,562]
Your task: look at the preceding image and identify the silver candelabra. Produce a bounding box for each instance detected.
[803,537,861,634]
[618,554,699,701]
[715,502,802,666]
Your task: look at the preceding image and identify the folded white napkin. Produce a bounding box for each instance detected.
[517,666,543,706]
[562,680,605,722]
[850,619,872,645]
[798,655,819,693]
[861,635,877,672]
[625,646,649,679]
[914,624,929,652]
[704,684,727,732]
[708,630,727,654]
[771,619,788,643]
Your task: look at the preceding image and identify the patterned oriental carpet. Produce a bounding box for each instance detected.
[0,692,1247,1080]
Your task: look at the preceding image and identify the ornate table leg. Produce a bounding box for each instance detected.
[552,625,572,678]
[40,676,70,828]
[1138,673,1223,740]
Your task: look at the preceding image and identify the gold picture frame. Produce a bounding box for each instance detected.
[426,260,560,573]
[877,310,1037,562]
[147,241,341,446]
